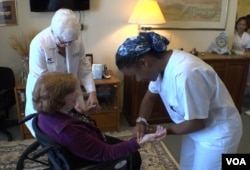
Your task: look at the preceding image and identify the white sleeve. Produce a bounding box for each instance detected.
[76,40,96,93]
[148,75,161,94]
[29,38,48,77]
[246,33,250,49]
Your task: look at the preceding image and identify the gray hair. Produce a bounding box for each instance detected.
[51,8,80,42]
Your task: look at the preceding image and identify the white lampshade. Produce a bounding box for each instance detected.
[128,0,166,25]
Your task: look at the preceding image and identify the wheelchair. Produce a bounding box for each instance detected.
[16,113,132,170]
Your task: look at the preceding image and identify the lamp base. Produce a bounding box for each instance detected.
[139,26,153,37]
[140,26,151,31]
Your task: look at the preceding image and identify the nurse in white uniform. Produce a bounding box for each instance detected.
[232,16,250,56]
[115,32,243,170]
[25,9,99,136]
[232,16,250,115]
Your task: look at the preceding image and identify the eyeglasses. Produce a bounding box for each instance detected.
[56,37,74,46]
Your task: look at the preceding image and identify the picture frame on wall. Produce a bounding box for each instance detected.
[86,53,93,65]
[155,0,229,30]
[0,0,17,26]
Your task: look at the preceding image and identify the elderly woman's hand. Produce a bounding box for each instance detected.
[137,125,167,145]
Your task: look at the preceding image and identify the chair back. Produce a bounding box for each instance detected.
[0,67,15,90]
[0,67,16,114]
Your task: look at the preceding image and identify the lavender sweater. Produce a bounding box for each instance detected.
[38,113,139,162]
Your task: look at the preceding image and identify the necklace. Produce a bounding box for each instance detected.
[68,110,97,126]
[68,110,108,142]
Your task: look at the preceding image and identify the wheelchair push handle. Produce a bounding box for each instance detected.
[18,113,37,124]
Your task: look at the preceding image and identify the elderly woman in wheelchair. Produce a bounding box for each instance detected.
[18,72,166,170]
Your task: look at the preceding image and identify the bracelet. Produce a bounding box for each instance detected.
[136,117,148,125]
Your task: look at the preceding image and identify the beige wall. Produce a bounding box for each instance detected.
[0,0,238,83]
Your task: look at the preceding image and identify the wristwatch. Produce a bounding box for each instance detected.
[136,117,148,125]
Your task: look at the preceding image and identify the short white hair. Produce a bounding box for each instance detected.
[51,8,80,42]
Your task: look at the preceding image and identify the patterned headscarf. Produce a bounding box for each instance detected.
[117,32,169,57]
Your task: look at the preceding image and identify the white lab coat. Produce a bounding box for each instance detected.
[25,27,95,136]
[149,50,242,170]
[232,31,250,55]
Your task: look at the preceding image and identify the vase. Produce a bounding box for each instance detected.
[21,56,29,83]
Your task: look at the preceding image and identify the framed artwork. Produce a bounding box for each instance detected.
[155,0,229,30]
[86,53,93,65]
[0,0,17,26]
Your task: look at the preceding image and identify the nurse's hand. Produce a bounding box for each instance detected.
[145,125,157,134]
[132,122,147,141]
[86,91,101,113]
[74,102,97,114]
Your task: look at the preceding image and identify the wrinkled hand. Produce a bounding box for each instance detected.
[74,102,98,114]
[132,124,158,140]
[138,125,166,145]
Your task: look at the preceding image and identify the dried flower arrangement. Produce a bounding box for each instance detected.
[9,30,38,59]
[9,30,38,73]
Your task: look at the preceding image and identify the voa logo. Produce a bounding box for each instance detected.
[226,158,246,166]
[222,154,250,169]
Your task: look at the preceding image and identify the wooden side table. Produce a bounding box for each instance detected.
[14,81,33,139]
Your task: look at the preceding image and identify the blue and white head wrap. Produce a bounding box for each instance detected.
[117,32,169,58]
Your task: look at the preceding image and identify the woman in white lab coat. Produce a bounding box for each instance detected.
[25,9,99,136]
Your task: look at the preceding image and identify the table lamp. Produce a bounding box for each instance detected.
[128,0,166,32]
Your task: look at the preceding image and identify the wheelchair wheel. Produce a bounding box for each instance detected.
[16,140,51,170]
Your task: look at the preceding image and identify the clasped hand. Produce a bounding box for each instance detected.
[137,125,166,145]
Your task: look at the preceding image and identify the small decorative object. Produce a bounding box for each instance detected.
[207,32,231,55]
[190,48,199,56]
[8,30,38,81]
[103,64,111,79]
